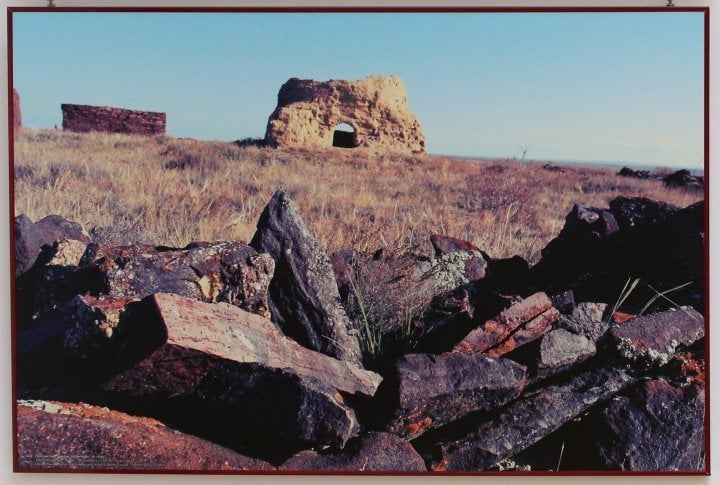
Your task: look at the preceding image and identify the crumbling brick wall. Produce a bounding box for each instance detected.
[61,104,166,136]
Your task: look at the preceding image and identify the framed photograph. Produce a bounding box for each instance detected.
[7,4,709,476]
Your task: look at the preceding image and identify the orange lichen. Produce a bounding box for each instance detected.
[612,311,635,324]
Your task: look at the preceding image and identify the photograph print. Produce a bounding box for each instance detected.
[8,6,708,474]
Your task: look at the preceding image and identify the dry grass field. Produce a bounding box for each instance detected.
[13,128,703,264]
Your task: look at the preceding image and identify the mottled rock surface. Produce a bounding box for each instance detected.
[17,400,274,470]
[425,366,634,471]
[14,214,90,276]
[604,308,704,368]
[535,329,596,376]
[81,240,274,318]
[556,302,609,343]
[265,76,425,154]
[280,432,426,472]
[250,190,362,364]
[384,353,526,439]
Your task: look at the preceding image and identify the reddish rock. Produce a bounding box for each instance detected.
[17,400,274,470]
[61,104,166,136]
[384,353,526,440]
[604,307,704,368]
[430,234,479,256]
[453,292,556,355]
[13,88,21,134]
[280,432,426,472]
[581,380,705,471]
[250,190,362,364]
[424,366,634,471]
[102,293,382,451]
[485,307,559,357]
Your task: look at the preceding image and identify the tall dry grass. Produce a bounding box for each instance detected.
[13,128,702,263]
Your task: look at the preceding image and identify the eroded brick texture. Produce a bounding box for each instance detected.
[61,104,165,136]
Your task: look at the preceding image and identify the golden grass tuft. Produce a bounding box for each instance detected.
[13,128,702,263]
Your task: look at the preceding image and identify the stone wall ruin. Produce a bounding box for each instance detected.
[61,104,166,136]
[265,76,426,154]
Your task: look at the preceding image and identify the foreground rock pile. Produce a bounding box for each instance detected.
[14,191,705,472]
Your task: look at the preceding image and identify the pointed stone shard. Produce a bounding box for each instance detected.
[250,190,362,364]
[103,293,381,451]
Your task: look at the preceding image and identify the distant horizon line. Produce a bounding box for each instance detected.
[16,125,704,174]
[435,153,705,174]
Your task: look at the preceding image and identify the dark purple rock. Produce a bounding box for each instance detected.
[280,432,426,471]
[424,365,634,471]
[604,307,704,368]
[530,197,704,311]
[550,290,575,315]
[582,380,705,471]
[608,196,679,229]
[384,353,526,439]
[662,169,703,190]
[14,214,90,276]
[250,190,362,364]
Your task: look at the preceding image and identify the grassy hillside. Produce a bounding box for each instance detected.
[12,128,702,263]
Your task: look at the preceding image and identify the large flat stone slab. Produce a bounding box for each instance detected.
[103,293,382,452]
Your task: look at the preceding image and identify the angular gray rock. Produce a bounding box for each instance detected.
[536,329,596,375]
[424,365,634,471]
[385,353,526,439]
[103,293,381,451]
[250,190,362,364]
[556,302,609,343]
[604,307,704,368]
[583,380,705,471]
[280,432,426,471]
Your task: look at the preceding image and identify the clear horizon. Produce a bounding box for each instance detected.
[11,11,705,170]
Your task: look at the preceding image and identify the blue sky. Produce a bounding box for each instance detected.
[12,11,705,168]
